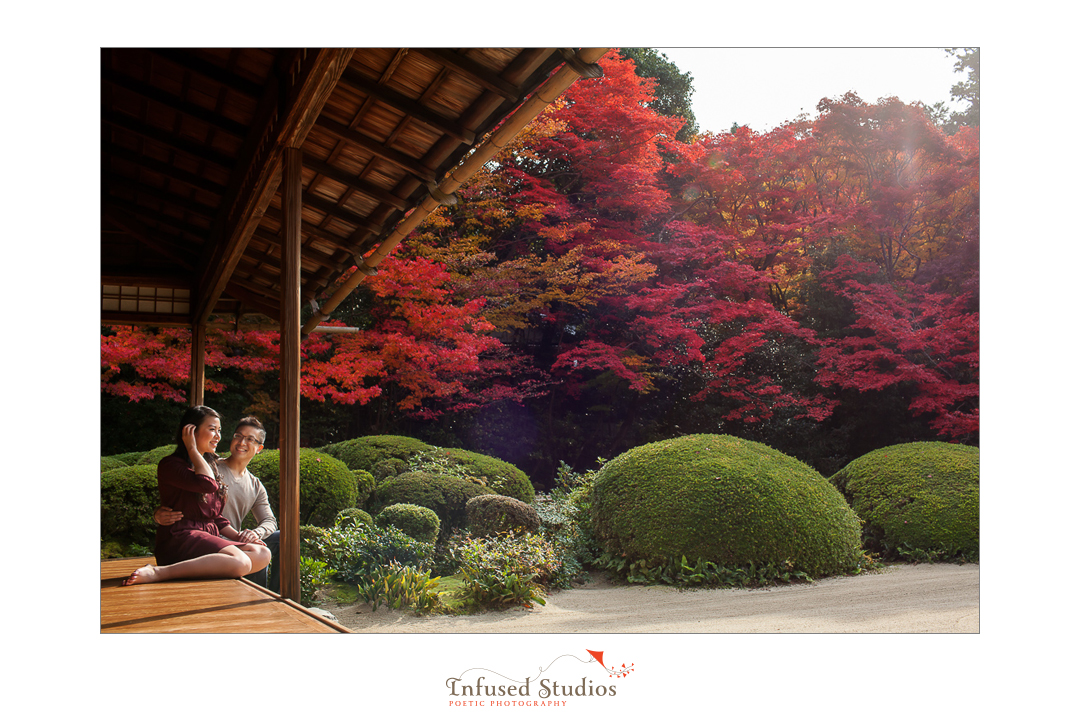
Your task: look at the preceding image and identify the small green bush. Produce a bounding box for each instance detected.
[591,434,864,579]
[376,503,441,543]
[376,471,495,534]
[248,449,358,526]
[829,442,979,559]
[101,465,160,547]
[354,469,377,507]
[334,507,374,529]
[101,456,129,473]
[136,445,176,466]
[320,435,433,472]
[466,494,541,535]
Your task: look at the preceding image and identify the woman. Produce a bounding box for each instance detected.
[123,406,272,586]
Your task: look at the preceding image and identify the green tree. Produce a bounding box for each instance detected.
[945,47,979,131]
[619,48,699,142]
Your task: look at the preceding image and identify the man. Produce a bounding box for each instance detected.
[155,416,280,592]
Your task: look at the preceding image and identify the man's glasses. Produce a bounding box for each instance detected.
[233,434,262,446]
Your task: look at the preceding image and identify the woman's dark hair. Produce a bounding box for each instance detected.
[234,416,266,444]
[170,405,222,463]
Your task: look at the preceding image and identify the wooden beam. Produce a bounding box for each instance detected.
[313,116,438,184]
[189,322,206,406]
[340,66,476,144]
[278,146,303,602]
[300,156,410,211]
[102,110,236,170]
[412,49,521,101]
[102,69,250,139]
[101,205,198,270]
[102,143,229,197]
[194,49,353,327]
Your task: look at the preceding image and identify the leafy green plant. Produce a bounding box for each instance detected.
[299,557,334,606]
[357,562,442,613]
[300,522,434,584]
[459,567,546,609]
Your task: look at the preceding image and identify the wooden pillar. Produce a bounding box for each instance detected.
[189,322,206,406]
[278,147,303,601]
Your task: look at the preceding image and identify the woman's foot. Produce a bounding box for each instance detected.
[122,564,160,586]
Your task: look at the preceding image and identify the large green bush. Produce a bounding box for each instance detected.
[136,445,176,466]
[829,442,979,558]
[320,435,433,472]
[101,465,160,547]
[248,449,358,526]
[376,471,495,534]
[101,456,129,473]
[105,451,144,466]
[437,448,534,503]
[590,434,864,578]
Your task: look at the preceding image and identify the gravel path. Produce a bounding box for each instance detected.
[320,562,979,633]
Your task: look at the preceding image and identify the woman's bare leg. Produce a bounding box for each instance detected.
[123,546,252,585]
[242,543,272,575]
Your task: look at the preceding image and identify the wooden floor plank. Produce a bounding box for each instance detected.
[101,557,349,633]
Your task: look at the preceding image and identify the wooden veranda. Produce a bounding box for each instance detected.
[101,48,608,614]
[101,557,349,633]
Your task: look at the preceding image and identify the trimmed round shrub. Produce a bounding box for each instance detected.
[107,451,144,466]
[136,445,176,466]
[334,507,374,529]
[591,434,863,578]
[371,457,408,482]
[376,503,441,543]
[354,469,376,507]
[466,494,541,535]
[248,448,358,527]
[440,448,534,503]
[829,442,979,558]
[101,456,129,473]
[101,465,160,547]
[376,471,495,534]
[320,435,433,472]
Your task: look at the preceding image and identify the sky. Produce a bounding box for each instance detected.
[653,47,964,134]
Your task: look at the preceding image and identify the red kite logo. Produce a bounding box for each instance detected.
[587,649,634,678]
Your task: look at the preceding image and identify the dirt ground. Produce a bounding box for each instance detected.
[318,562,979,633]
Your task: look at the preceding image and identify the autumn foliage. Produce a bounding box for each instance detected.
[102,51,978,476]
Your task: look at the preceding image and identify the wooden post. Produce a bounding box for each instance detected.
[189,322,205,406]
[279,146,303,601]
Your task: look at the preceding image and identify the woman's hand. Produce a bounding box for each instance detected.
[182,424,198,451]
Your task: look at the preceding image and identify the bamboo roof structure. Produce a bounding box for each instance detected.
[101,48,604,329]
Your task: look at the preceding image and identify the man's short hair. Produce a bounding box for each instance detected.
[235,416,266,444]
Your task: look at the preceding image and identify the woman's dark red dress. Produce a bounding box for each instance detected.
[155,454,245,565]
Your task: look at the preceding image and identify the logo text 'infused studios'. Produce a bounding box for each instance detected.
[446,649,634,707]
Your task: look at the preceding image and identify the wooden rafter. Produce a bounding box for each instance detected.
[194,48,354,326]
